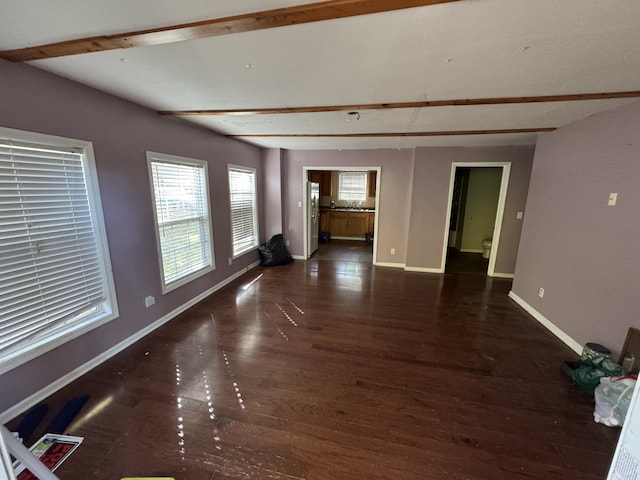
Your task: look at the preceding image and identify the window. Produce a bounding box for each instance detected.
[228,166,258,257]
[147,152,214,292]
[0,128,118,373]
[338,172,368,202]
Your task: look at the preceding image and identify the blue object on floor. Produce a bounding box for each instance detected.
[15,404,48,444]
[44,395,89,434]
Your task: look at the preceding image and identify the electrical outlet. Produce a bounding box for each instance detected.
[516,211,523,220]
[144,295,155,308]
[390,248,396,255]
[538,287,545,298]
[228,257,232,265]
[285,240,290,246]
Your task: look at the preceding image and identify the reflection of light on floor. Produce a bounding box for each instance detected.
[275,302,298,327]
[241,273,263,290]
[67,394,114,432]
[286,298,305,315]
[175,361,186,461]
[264,311,289,340]
[236,275,263,304]
[334,263,363,292]
[222,351,246,410]
[201,368,222,451]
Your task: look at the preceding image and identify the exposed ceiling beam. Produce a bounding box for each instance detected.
[0,0,458,62]
[160,91,640,116]
[232,128,556,138]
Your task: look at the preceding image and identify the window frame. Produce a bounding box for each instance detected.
[227,165,259,258]
[0,127,118,375]
[147,151,215,293]
[338,171,368,202]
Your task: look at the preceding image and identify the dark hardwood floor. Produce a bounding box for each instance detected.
[445,248,489,275]
[9,240,619,479]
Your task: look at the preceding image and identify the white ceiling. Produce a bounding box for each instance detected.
[2,0,640,150]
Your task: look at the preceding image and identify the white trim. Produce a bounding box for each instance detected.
[404,266,443,273]
[440,162,511,277]
[508,291,582,354]
[331,236,366,241]
[0,262,260,424]
[490,272,514,279]
[460,248,484,254]
[488,163,511,277]
[291,255,306,260]
[374,261,406,269]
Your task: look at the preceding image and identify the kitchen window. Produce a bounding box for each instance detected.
[148,152,214,292]
[0,128,118,372]
[338,171,368,202]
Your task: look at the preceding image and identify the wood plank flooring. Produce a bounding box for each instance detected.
[8,240,620,479]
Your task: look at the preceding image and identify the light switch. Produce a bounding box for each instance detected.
[608,193,617,206]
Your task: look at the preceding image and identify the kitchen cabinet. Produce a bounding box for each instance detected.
[322,210,375,238]
[321,171,332,196]
[309,171,333,197]
[309,171,322,184]
[367,171,377,197]
[319,210,329,232]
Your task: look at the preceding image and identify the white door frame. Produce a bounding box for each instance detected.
[440,162,511,276]
[302,166,381,264]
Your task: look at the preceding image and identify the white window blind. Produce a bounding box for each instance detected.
[0,135,117,371]
[148,153,214,291]
[228,166,258,257]
[338,172,368,202]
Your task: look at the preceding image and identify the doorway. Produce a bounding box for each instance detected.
[443,163,511,276]
[302,166,381,264]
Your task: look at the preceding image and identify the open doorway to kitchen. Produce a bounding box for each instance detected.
[443,163,511,276]
[302,167,380,264]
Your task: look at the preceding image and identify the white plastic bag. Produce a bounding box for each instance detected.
[593,376,636,427]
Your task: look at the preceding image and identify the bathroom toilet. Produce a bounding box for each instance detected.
[482,239,492,259]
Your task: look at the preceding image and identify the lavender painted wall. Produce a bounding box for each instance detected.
[512,101,640,358]
[406,147,534,273]
[282,149,414,264]
[0,60,263,413]
[262,148,284,239]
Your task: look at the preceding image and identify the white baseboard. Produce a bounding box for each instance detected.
[291,255,306,260]
[491,272,514,279]
[330,236,366,241]
[404,266,443,273]
[374,261,406,269]
[508,291,582,355]
[0,261,260,423]
[460,249,484,254]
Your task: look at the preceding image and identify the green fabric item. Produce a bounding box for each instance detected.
[571,357,624,395]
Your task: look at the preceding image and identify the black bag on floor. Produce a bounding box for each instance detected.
[259,234,293,266]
